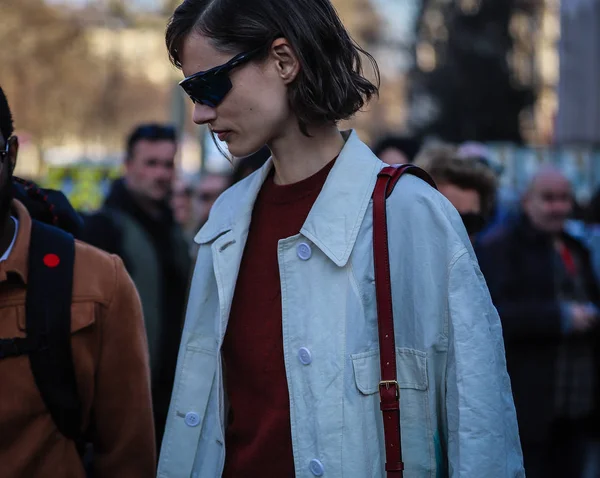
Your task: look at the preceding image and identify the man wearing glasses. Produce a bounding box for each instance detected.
[0,88,155,476]
[82,124,191,450]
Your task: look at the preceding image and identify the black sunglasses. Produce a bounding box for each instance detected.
[179,47,264,107]
[0,137,12,163]
[460,212,487,236]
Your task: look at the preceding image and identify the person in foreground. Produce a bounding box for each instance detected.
[0,87,155,476]
[158,1,524,477]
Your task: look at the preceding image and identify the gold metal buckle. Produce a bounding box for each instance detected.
[379,380,400,400]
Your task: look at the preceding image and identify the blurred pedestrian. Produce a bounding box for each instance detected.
[457,141,520,235]
[0,87,155,476]
[372,134,422,165]
[158,0,523,477]
[192,172,229,230]
[171,176,197,246]
[586,187,600,226]
[415,144,497,242]
[81,123,191,450]
[476,166,600,478]
[581,187,600,287]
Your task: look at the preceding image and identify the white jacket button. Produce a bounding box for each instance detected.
[309,459,324,476]
[184,412,200,427]
[298,347,312,365]
[297,243,312,261]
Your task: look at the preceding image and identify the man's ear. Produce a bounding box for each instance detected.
[7,136,18,173]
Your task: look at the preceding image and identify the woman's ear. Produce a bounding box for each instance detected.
[269,38,300,85]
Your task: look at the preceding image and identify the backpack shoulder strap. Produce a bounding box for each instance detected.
[27,220,83,446]
[372,164,437,478]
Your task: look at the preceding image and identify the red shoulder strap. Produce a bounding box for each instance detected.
[372,164,437,477]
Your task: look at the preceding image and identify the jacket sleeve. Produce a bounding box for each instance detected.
[91,255,156,477]
[475,242,564,339]
[444,250,524,477]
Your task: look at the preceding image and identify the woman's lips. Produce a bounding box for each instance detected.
[216,131,231,141]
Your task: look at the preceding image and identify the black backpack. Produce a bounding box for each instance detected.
[1,178,86,453]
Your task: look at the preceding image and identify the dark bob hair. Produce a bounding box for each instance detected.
[166,0,380,135]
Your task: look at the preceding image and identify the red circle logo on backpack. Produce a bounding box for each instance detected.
[43,254,60,268]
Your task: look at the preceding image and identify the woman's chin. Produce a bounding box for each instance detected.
[227,140,260,159]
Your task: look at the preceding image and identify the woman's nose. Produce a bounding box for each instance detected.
[192,103,217,125]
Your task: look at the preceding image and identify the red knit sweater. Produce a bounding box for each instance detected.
[222,160,335,478]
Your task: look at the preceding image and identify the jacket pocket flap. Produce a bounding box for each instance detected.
[351,348,428,394]
[18,301,96,333]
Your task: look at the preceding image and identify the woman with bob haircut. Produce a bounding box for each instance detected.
[158,1,524,477]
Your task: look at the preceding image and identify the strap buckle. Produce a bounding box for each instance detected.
[379,380,400,400]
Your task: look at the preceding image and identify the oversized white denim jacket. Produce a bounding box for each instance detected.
[158,130,524,477]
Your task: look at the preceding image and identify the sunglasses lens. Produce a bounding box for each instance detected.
[200,94,220,108]
[181,74,231,108]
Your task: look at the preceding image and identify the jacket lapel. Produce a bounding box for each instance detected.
[196,161,273,337]
[210,228,247,337]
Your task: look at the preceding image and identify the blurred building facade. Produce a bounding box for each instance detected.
[556,0,600,144]
[10,0,600,183]
[510,0,560,144]
[332,0,409,143]
[408,0,560,146]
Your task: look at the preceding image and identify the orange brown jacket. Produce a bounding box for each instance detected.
[0,200,156,477]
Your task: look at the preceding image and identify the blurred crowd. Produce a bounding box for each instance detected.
[376,133,600,478]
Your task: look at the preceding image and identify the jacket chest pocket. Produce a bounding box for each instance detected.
[351,348,435,477]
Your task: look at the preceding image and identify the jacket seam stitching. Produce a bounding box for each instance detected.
[443,249,468,340]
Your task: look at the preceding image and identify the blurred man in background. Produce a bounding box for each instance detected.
[415,144,498,242]
[171,176,197,250]
[476,167,600,478]
[81,123,191,450]
[193,172,229,230]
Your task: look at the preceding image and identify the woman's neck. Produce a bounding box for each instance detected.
[268,122,345,186]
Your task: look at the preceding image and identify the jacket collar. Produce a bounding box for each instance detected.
[196,130,382,267]
[0,200,32,284]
